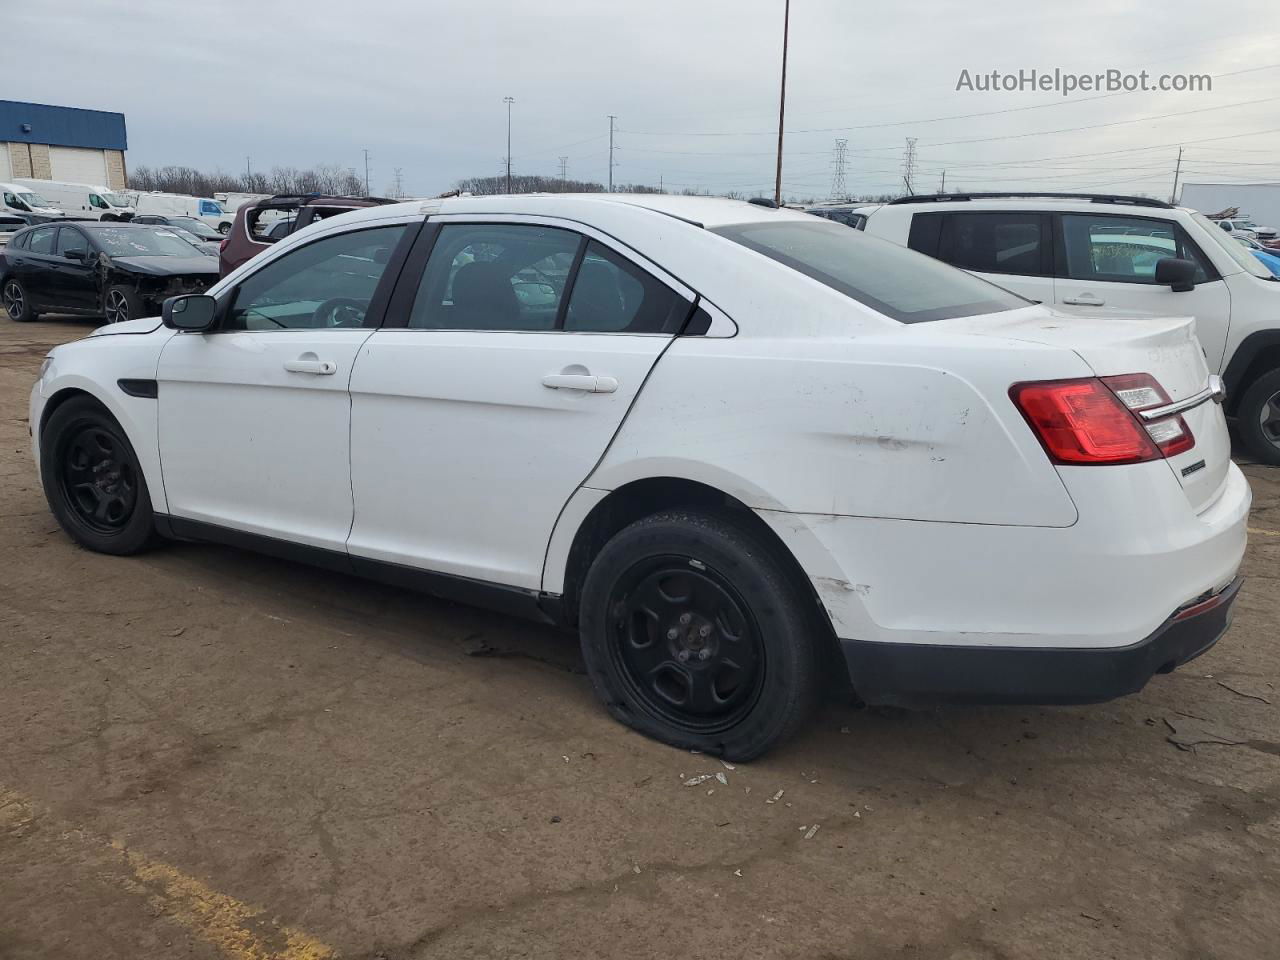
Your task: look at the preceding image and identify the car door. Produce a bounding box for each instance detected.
[925,211,1057,304]
[51,226,98,313]
[156,219,416,552]
[1053,213,1233,370]
[347,217,693,590]
[14,224,63,307]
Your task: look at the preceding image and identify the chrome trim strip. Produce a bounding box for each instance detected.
[1138,375,1227,422]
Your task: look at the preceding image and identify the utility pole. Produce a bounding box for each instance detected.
[392,167,404,199]
[607,115,617,191]
[659,174,664,194]
[829,138,848,200]
[558,156,568,184]
[362,149,370,195]
[245,156,251,180]
[774,0,791,207]
[1170,146,1183,204]
[939,170,946,193]
[902,138,917,196]
[504,96,515,194]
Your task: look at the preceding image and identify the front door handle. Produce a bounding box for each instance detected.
[284,358,337,375]
[1062,293,1105,306]
[542,373,619,394]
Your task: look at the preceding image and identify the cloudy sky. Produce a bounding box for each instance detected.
[10,0,1280,200]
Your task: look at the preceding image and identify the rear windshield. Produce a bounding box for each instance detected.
[711,220,1029,323]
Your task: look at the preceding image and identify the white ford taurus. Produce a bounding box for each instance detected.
[29,194,1251,759]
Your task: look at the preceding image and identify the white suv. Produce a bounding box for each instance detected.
[857,193,1280,463]
[30,195,1249,758]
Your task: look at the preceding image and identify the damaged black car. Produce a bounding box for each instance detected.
[0,221,218,324]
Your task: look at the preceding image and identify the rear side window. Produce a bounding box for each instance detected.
[27,226,56,254]
[564,241,686,333]
[907,212,943,257]
[1059,215,1211,284]
[937,212,1045,277]
[711,220,1028,323]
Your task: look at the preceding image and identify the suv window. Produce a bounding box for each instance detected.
[564,241,687,333]
[711,220,1028,324]
[409,224,581,331]
[1059,215,1210,284]
[937,212,1045,277]
[226,224,406,331]
[27,225,56,254]
[55,227,89,258]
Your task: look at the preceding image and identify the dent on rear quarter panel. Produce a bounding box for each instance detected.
[587,336,1080,528]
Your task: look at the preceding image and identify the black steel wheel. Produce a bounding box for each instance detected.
[608,556,766,734]
[579,510,825,760]
[1237,368,1280,466]
[3,279,36,322]
[41,397,156,555]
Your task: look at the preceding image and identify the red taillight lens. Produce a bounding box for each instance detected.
[1011,374,1195,465]
[1011,378,1160,464]
[1099,373,1195,458]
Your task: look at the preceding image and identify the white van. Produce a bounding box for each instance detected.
[12,178,134,220]
[214,191,271,213]
[0,182,64,218]
[133,192,234,234]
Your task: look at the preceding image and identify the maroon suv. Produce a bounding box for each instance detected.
[218,194,395,276]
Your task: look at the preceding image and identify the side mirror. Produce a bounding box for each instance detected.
[162,294,217,331]
[1155,257,1197,293]
[64,249,86,261]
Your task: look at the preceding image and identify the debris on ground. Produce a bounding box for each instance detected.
[1164,716,1249,752]
[715,772,728,785]
[733,869,743,877]
[720,759,736,771]
[684,774,714,787]
[767,789,785,804]
[804,824,820,840]
[1216,679,1272,704]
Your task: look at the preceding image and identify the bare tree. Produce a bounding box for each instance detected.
[130,163,367,197]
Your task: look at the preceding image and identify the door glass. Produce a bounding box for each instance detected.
[409,223,580,330]
[226,224,406,331]
[564,241,686,333]
[55,228,88,258]
[27,226,56,254]
[90,195,107,209]
[1060,215,1210,284]
[939,213,1044,276]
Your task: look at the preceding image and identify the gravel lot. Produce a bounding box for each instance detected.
[2,316,1278,960]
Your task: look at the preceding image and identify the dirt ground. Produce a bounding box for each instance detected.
[1,315,1278,960]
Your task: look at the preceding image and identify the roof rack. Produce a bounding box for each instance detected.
[888,192,1174,209]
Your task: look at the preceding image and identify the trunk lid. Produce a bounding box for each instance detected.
[940,306,1229,513]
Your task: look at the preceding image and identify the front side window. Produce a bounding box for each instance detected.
[1060,215,1210,284]
[89,195,108,210]
[227,224,406,331]
[938,212,1045,277]
[564,241,686,333]
[199,199,224,216]
[409,223,580,331]
[55,228,89,258]
[711,220,1028,323]
[27,226,56,254]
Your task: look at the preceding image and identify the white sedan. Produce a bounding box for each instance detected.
[29,194,1250,759]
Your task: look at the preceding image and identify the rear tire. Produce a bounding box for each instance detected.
[217,222,232,235]
[3,278,37,322]
[41,397,156,555]
[104,285,143,324]
[1236,368,1280,465]
[579,510,824,761]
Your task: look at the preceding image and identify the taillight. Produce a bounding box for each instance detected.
[1010,373,1194,465]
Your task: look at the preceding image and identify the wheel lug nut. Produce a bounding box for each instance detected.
[678,612,692,625]
[666,628,679,640]
[697,649,711,661]
[698,625,711,638]
[677,650,690,662]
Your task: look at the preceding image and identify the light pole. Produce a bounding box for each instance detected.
[774,0,790,207]
[504,96,515,194]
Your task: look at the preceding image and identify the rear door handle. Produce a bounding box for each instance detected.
[542,373,619,394]
[284,358,337,375]
[1062,294,1105,306]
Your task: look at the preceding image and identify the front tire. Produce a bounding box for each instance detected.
[1236,368,1280,465]
[579,510,824,761]
[217,222,232,235]
[41,397,156,555]
[103,285,143,324]
[3,278,37,322]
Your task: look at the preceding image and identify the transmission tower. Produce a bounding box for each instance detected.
[559,156,568,183]
[829,138,849,200]
[391,167,404,198]
[902,138,918,196]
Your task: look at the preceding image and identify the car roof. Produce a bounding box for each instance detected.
[334,193,817,231]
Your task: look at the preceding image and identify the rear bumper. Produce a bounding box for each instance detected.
[841,576,1243,706]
